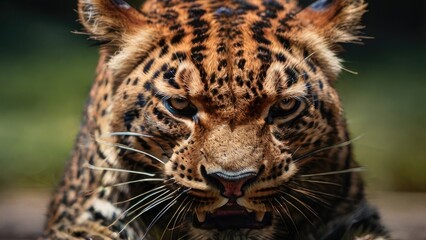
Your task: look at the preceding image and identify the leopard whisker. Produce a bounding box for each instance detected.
[169,198,192,236]
[175,199,194,238]
[282,192,321,222]
[126,188,177,217]
[279,195,315,227]
[108,178,164,188]
[84,163,156,177]
[114,185,167,205]
[142,200,178,240]
[293,135,363,166]
[291,183,351,201]
[270,199,286,227]
[296,178,344,187]
[105,131,171,156]
[299,167,364,178]
[109,188,170,227]
[96,139,166,164]
[274,197,300,238]
[289,187,331,207]
[106,132,154,138]
[119,195,174,235]
[160,196,189,240]
[142,189,190,239]
[117,189,180,233]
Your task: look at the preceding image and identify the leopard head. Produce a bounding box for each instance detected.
[78,0,367,238]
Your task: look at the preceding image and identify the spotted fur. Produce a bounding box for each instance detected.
[43,0,389,239]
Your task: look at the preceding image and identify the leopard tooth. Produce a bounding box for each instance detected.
[255,211,266,222]
[246,208,253,213]
[195,210,206,223]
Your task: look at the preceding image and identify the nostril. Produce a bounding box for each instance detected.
[203,168,257,198]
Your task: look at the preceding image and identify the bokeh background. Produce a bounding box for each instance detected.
[0,0,425,239]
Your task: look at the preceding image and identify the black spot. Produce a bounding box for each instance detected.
[143,81,152,91]
[191,45,207,53]
[137,93,147,107]
[159,45,169,57]
[168,78,180,89]
[171,29,185,44]
[169,23,181,31]
[191,52,204,62]
[276,34,290,49]
[276,53,286,62]
[153,107,165,120]
[238,59,246,69]
[132,78,139,86]
[217,78,224,86]
[217,43,226,53]
[163,67,177,80]
[188,8,206,19]
[285,68,299,87]
[236,76,244,87]
[191,45,206,62]
[188,19,209,29]
[251,21,271,45]
[257,46,272,62]
[123,92,128,100]
[161,9,179,20]
[259,9,277,19]
[234,41,243,47]
[210,73,216,84]
[137,138,152,150]
[218,59,227,71]
[158,38,166,47]
[123,109,140,130]
[172,51,187,61]
[319,80,324,90]
[161,64,168,72]
[143,59,155,74]
[152,70,161,80]
[192,27,209,43]
[257,81,264,91]
[163,68,180,89]
[263,0,284,10]
[234,0,258,11]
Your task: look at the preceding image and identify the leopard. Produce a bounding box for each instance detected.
[42,0,390,239]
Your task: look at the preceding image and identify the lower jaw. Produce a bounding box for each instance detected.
[192,211,273,230]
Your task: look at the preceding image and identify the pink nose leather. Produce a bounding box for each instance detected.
[210,172,257,198]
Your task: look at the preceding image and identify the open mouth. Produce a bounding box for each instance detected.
[192,201,272,230]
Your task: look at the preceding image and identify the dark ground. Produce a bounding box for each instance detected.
[0,191,425,240]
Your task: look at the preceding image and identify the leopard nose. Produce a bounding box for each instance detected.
[205,170,257,198]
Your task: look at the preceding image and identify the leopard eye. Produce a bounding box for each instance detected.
[164,97,198,118]
[267,98,306,123]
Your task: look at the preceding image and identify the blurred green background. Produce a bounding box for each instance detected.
[0,0,425,193]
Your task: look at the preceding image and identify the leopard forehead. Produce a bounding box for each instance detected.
[110,0,333,122]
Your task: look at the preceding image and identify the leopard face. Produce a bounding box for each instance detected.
[74,0,370,239]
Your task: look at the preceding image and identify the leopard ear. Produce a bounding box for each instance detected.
[78,0,146,42]
[296,0,367,43]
